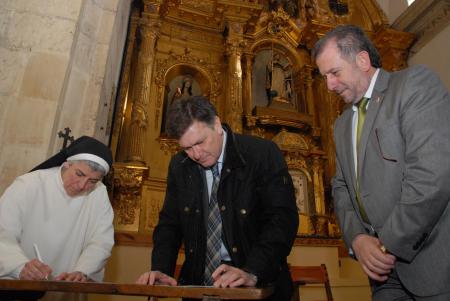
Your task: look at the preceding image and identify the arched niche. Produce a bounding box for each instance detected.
[250,40,308,113]
[160,64,211,135]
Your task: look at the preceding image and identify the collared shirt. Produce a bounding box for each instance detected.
[206,129,226,197]
[352,68,380,173]
[205,128,231,261]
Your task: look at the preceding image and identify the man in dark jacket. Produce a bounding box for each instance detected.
[136,96,299,300]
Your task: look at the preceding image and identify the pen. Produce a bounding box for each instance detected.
[33,244,43,262]
[33,243,48,280]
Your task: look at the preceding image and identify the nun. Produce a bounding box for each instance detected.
[0,136,114,301]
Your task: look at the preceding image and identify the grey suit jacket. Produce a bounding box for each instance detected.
[332,65,450,296]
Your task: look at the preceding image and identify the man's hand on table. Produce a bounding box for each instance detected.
[211,264,257,288]
[136,270,177,286]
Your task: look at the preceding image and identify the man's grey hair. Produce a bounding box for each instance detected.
[312,24,382,68]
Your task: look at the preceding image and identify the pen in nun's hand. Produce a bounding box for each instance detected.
[33,243,48,280]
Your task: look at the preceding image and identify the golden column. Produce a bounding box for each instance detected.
[111,9,139,161]
[312,156,326,215]
[303,64,320,137]
[242,52,254,116]
[111,1,163,233]
[126,12,161,164]
[224,19,246,133]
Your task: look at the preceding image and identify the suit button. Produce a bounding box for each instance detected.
[232,247,238,253]
[195,209,200,214]
[240,209,247,215]
[189,248,194,253]
[221,205,226,211]
[226,168,231,173]
[184,206,190,212]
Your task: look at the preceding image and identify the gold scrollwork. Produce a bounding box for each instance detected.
[111,164,149,232]
[267,7,291,35]
[144,198,163,232]
[156,136,180,156]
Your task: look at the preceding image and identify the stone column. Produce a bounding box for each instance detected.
[126,14,161,164]
[224,20,245,133]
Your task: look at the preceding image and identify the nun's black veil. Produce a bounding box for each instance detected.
[30,136,112,172]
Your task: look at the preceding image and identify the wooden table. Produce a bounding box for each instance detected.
[0,279,273,300]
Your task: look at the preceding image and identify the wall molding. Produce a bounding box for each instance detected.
[392,0,450,54]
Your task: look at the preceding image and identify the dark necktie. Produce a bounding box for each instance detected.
[356,97,370,223]
[204,164,222,285]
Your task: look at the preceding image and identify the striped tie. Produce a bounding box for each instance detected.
[204,164,222,285]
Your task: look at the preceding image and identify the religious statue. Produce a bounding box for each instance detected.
[304,0,336,22]
[266,53,293,106]
[285,79,293,102]
[283,0,299,17]
[328,0,349,15]
[172,76,193,102]
[290,169,309,214]
[162,76,194,134]
[268,0,299,18]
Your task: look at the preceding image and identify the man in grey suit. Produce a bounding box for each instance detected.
[313,25,450,300]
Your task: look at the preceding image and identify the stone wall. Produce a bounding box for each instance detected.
[0,0,130,193]
[409,25,450,90]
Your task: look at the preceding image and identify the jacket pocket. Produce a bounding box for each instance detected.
[375,122,404,162]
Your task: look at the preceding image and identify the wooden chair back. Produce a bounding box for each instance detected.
[290,264,333,301]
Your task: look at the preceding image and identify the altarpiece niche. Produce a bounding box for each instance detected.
[161,75,202,135]
[252,49,301,111]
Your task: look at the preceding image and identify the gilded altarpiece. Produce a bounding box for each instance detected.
[110,0,414,247]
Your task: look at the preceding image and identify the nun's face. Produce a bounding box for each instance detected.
[61,161,103,197]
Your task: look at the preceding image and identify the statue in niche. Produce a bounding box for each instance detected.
[172,76,193,102]
[268,0,299,18]
[266,53,285,102]
[266,53,295,108]
[162,76,194,134]
[304,0,336,22]
[285,79,294,102]
[283,0,299,17]
[290,169,309,214]
[328,0,349,15]
[251,50,300,111]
